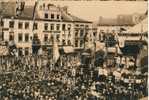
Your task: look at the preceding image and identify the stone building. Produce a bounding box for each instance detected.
[0,1,93,56]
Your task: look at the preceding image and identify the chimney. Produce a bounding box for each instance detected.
[16,0,25,16]
[62,6,68,13]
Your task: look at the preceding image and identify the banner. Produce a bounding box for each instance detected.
[53,35,60,63]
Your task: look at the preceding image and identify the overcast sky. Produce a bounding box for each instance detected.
[5,0,148,21]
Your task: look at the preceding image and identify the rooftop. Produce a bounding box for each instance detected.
[0,2,92,23]
[98,16,135,26]
[97,12,147,26]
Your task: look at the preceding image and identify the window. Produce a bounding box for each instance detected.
[68,24,71,30]
[44,23,48,30]
[9,21,14,28]
[80,40,84,47]
[50,36,53,43]
[18,48,23,56]
[56,24,60,30]
[85,25,89,28]
[0,32,4,41]
[62,39,66,45]
[93,32,96,37]
[80,30,84,37]
[44,13,48,18]
[33,23,38,30]
[51,14,54,19]
[56,34,60,41]
[44,34,48,42]
[25,34,29,42]
[43,3,45,9]
[33,34,38,41]
[25,22,29,29]
[75,40,78,47]
[61,16,63,20]
[68,40,71,46]
[50,24,54,30]
[18,22,23,29]
[62,24,65,31]
[0,20,4,27]
[18,33,23,42]
[9,32,14,41]
[57,15,60,19]
[25,47,29,56]
[75,24,79,27]
[75,30,78,37]
[80,25,84,28]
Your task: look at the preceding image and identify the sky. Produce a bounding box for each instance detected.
[3,0,148,21]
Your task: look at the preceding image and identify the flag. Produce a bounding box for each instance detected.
[32,1,38,31]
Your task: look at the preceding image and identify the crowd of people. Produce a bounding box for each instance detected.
[0,54,147,100]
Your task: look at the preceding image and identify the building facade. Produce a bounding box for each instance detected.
[0,1,93,56]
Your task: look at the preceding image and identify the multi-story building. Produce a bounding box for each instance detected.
[117,14,148,69]
[0,1,93,56]
[95,13,146,42]
[92,12,147,68]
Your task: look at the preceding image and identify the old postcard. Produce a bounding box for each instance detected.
[0,0,147,100]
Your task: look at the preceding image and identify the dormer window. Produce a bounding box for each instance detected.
[44,13,48,19]
[51,14,54,19]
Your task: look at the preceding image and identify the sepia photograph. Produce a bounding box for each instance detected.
[0,0,148,100]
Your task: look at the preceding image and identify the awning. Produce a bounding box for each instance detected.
[82,52,90,56]
[120,44,140,56]
[140,97,148,100]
